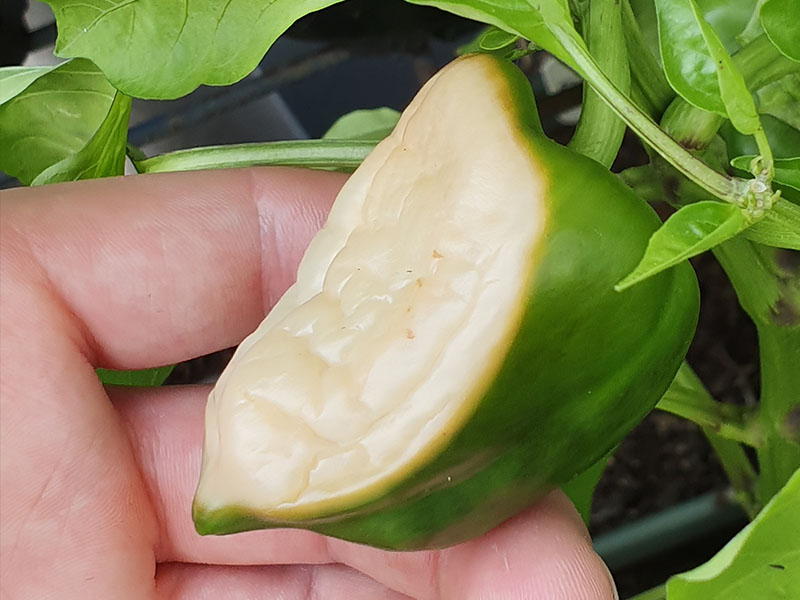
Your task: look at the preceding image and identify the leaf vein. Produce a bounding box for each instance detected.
[59,0,138,52]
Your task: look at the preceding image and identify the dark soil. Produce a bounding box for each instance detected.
[590,251,759,537]
[589,249,760,597]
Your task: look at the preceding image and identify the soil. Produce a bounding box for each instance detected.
[591,250,759,537]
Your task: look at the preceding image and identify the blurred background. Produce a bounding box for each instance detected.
[0,0,595,187]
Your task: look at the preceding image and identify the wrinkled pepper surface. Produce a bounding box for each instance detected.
[193,54,700,550]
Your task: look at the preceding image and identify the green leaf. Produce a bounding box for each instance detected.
[697,0,759,53]
[731,156,800,191]
[713,237,791,327]
[457,25,492,55]
[456,25,536,60]
[628,0,661,57]
[408,0,579,68]
[773,158,800,191]
[478,27,520,51]
[635,0,759,55]
[712,242,800,507]
[721,115,800,161]
[97,366,174,387]
[760,0,800,62]
[568,0,630,168]
[757,74,800,131]
[33,89,131,185]
[43,0,345,99]
[561,453,610,525]
[744,201,800,249]
[0,59,122,185]
[655,0,761,133]
[616,201,749,290]
[323,108,400,141]
[666,467,800,599]
[737,0,767,46]
[0,64,61,105]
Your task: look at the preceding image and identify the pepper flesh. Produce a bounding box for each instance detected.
[193,54,699,550]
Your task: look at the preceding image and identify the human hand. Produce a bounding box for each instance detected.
[0,169,616,599]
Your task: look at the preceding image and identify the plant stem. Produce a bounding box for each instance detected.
[134,140,376,174]
[656,363,761,516]
[550,26,744,204]
[618,164,665,203]
[568,0,630,167]
[737,34,799,91]
[713,239,800,506]
[659,101,724,152]
[661,34,799,151]
[712,238,795,328]
[657,364,761,447]
[751,126,774,179]
[703,434,760,519]
[627,584,667,600]
[753,324,800,505]
[620,0,673,118]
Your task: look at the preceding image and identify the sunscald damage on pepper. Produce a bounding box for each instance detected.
[192,54,700,550]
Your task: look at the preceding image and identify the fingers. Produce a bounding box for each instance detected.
[435,493,616,600]
[113,384,330,565]
[0,168,345,369]
[116,386,616,600]
[326,493,616,600]
[156,563,411,600]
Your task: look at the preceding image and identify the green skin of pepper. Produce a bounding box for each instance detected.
[193,57,700,550]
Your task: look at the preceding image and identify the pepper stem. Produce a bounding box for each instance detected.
[548,26,744,204]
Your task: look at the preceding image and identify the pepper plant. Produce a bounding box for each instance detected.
[0,0,798,598]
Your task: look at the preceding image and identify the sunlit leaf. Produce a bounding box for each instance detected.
[0,59,123,185]
[33,90,131,185]
[43,0,345,99]
[408,0,578,68]
[0,64,61,105]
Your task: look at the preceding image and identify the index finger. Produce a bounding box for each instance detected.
[0,168,346,369]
